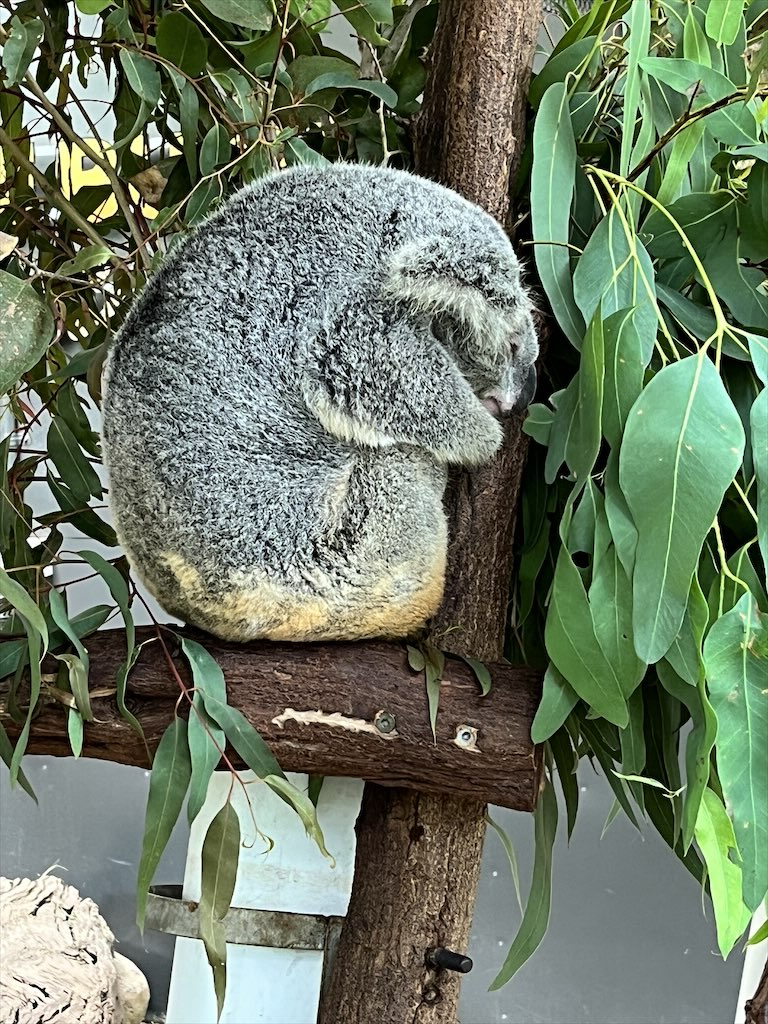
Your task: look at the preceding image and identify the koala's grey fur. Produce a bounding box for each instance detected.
[102,164,538,642]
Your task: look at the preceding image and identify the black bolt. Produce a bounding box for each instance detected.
[425,947,473,974]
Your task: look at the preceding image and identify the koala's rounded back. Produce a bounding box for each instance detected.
[102,165,538,642]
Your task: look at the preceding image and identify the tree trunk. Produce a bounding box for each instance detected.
[318,2,543,1021]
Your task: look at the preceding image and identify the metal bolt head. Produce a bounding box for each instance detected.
[454,724,478,748]
[374,709,396,734]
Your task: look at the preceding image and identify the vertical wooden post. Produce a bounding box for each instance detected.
[318,2,543,1022]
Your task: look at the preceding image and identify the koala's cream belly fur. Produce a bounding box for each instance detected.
[155,546,447,643]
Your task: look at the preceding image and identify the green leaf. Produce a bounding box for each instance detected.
[291,0,331,29]
[602,307,646,449]
[0,271,54,392]
[335,0,393,44]
[203,696,285,781]
[565,307,604,483]
[77,550,142,735]
[666,576,710,685]
[705,0,745,46]
[284,138,329,167]
[523,403,554,447]
[304,73,398,108]
[704,223,768,330]
[48,589,92,720]
[75,0,114,12]
[200,0,273,30]
[641,191,734,260]
[489,780,557,989]
[704,593,768,911]
[199,800,240,1018]
[156,12,207,76]
[0,720,36,801]
[45,474,118,548]
[487,813,523,914]
[752,390,768,576]
[528,38,597,110]
[545,541,628,728]
[738,162,768,263]
[459,655,492,696]
[179,83,200,181]
[639,58,757,145]
[590,544,646,698]
[531,664,579,743]
[746,332,768,386]
[1,16,44,86]
[119,49,161,107]
[199,124,231,176]
[530,83,584,348]
[549,728,579,839]
[0,567,49,650]
[262,774,333,863]
[307,774,324,806]
[137,718,192,930]
[8,623,41,786]
[684,8,713,66]
[657,660,718,852]
[694,788,751,957]
[747,918,768,946]
[58,245,114,277]
[186,180,222,225]
[573,208,658,358]
[604,450,638,577]
[182,639,226,823]
[0,639,27,682]
[620,1,650,177]
[423,643,445,742]
[47,418,103,503]
[620,353,745,662]
[406,644,426,672]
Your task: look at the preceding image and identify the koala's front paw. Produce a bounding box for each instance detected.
[436,402,503,467]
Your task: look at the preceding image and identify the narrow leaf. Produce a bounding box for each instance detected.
[489,781,558,989]
[199,801,240,1018]
[704,593,768,911]
[137,719,192,930]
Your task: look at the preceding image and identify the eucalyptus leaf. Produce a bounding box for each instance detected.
[182,639,227,823]
[119,50,161,107]
[156,12,207,77]
[531,664,579,744]
[199,801,240,1018]
[199,0,273,30]
[0,272,54,393]
[752,389,768,576]
[530,83,584,347]
[704,0,745,47]
[489,781,558,990]
[136,718,192,929]
[704,593,768,911]
[620,353,745,662]
[694,787,751,958]
[1,17,44,86]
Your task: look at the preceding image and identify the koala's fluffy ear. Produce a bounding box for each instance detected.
[384,234,527,354]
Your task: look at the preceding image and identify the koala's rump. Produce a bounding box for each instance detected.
[110,432,448,641]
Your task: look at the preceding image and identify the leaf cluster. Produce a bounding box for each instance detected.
[504,0,768,979]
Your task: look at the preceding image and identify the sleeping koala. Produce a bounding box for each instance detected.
[102,164,537,642]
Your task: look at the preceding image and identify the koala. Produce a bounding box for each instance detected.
[102,164,538,643]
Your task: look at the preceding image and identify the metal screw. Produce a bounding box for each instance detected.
[454,725,477,748]
[426,947,473,974]
[374,710,396,734]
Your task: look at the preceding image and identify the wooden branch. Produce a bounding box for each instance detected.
[1,627,542,812]
[320,2,544,1022]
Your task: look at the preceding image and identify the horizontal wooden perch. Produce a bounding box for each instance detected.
[4,628,544,810]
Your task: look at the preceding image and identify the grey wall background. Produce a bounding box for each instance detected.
[1,757,744,1023]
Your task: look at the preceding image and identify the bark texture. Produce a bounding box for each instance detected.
[2,629,542,810]
[319,2,543,1021]
[745,957,768,1024]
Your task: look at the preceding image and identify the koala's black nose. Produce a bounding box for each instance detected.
[513,364,537,413]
